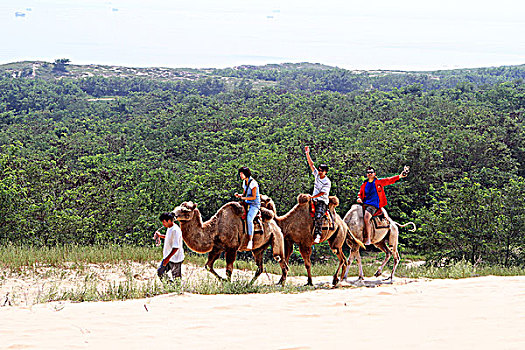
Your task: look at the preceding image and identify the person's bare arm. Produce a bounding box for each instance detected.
[153,227,165,246]
[305,146,315,173]
[162,248,179,266]
[242,186,257,201]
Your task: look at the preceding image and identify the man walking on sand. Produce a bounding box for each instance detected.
[154,212,185,281]
[305,146,331,244]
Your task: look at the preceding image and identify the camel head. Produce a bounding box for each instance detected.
[172,201,198,221]
[296,193,339,210]
[260,194,277,215]
[297,193,310,205]
[328,196,339,209]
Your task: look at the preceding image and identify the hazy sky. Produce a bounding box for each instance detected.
[1,0,524,70]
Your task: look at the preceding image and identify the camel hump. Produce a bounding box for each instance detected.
[343,204,363,225]
[328,196,339,207]
[351,203,362,211]
[225,201,245,216]
[260,194,270,203]
[297,193,310,204]
[260,207,275,221]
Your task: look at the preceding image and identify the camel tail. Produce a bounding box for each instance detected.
[347,229,366,249]
[393,221,417,232]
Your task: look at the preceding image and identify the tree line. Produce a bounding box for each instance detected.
[0,66,524,266]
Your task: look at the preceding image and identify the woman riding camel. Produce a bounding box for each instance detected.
[234,166,261,250]
[357,166,409,245]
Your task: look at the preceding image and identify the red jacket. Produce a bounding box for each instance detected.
[358,175,401,209]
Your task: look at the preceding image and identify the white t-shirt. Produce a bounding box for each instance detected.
[163,224,184,263]
[312,169,331,204]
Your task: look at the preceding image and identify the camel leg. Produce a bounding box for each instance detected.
[277,239,294,285]
[387,249,400,281]
[250,241,271,284]
[270,231,285,263]
[330,246,347,286]
[271,232,289,286]
[355,251,364,280]
[373,239,392,278]
[388,226,401,281]
[283,238,294,264]
[344,243,364,281]
[343,243,365,281]
[205,247,225,281]
[224,248,237,281]
[343,250,354,281]
[276,258,289,286]
[298,244,313,286]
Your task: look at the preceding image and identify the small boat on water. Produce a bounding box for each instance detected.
[15,12,26,17]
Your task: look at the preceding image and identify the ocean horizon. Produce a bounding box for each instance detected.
[2,0,524,71]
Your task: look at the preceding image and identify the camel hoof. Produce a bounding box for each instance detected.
[305,282,314,287]
[332,277,339,285]
[374,270,382,278]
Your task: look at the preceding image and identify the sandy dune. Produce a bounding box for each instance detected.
[1,275,524,350]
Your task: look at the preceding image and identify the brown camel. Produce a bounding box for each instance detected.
[261,194,365,286]
[343,204,416,281]
[172,201,289,284]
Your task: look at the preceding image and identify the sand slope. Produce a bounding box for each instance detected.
[1,276,524,349]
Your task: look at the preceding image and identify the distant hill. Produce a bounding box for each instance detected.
[0,61,210,81]
[1,60,524,94]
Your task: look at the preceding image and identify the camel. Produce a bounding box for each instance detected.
[261,194,365,286]
[172,201,289,284]
[342,204,416,281]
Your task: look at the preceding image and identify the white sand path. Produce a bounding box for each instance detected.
[1,276,524,349]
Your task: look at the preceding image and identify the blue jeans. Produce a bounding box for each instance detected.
[314,200,328,237]
[246,204,260,237]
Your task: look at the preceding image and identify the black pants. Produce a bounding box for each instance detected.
[313,200,328,237]
[158,261,183,280]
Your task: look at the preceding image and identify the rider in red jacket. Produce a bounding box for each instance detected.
[357,166,408,245]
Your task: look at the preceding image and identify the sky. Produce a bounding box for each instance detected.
[1,0,524,71]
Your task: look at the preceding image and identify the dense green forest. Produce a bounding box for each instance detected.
[1,62,524,267]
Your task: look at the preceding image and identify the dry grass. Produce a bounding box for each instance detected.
[1,245,523,305]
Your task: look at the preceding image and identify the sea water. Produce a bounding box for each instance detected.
[1,0,524,70]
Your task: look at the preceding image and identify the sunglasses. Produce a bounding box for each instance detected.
[366,171,375,174]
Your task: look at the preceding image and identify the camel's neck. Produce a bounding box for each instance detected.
[274,204,309,227]
[179,209,218,254]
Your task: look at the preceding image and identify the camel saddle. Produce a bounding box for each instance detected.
[371,213,390,230]
[309,201,335,231]
[240,202,264,235]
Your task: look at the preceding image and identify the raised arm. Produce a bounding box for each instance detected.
[305,146,315,173]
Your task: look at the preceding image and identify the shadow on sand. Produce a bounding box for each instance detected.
[341,278,392,288]
[331,277,420,289]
